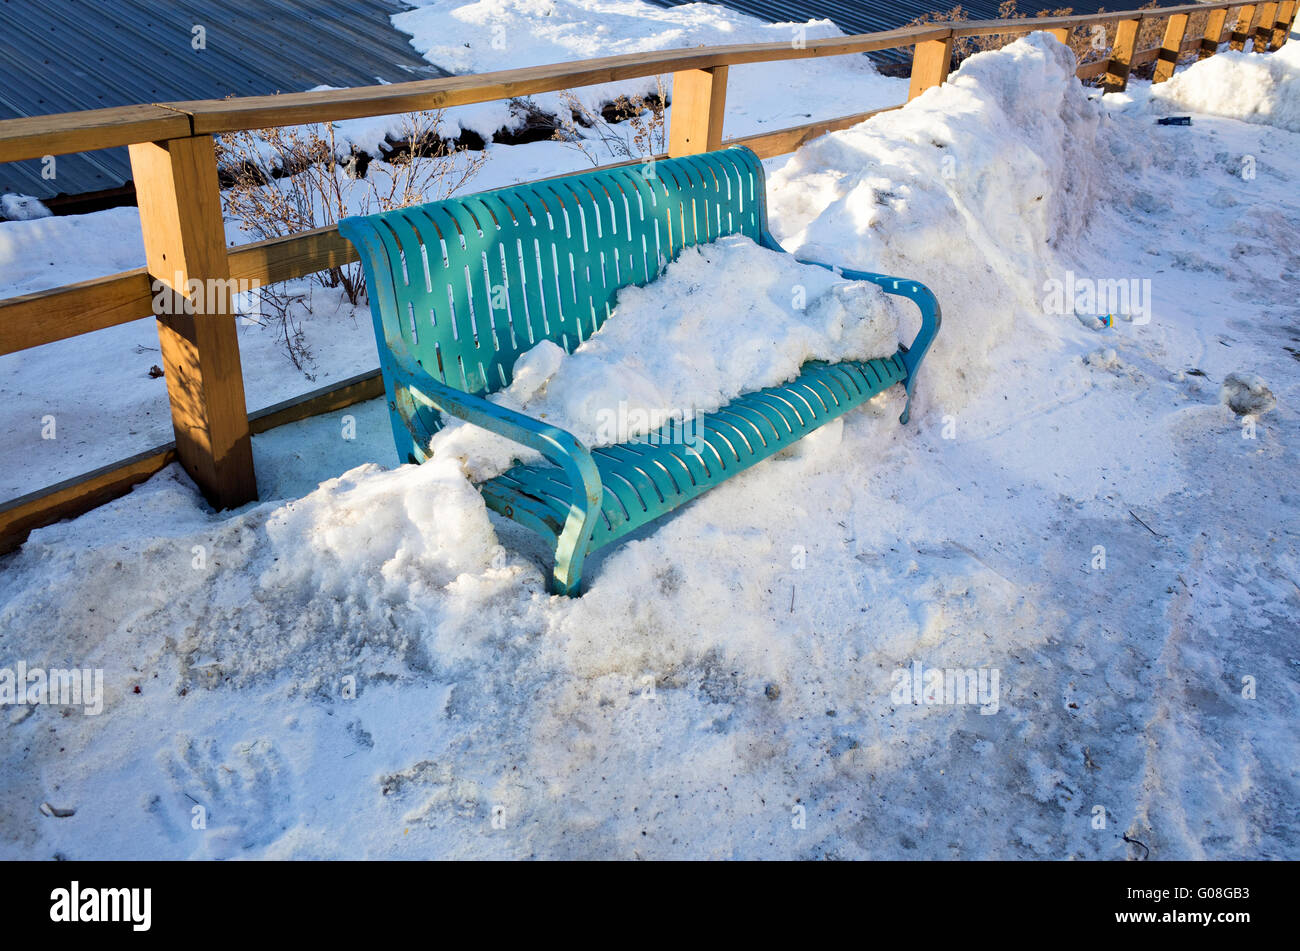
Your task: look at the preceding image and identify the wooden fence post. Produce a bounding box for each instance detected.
[1279,0,1300,46]
[1153,13,1190,83]
[128,136,257,510]
[1254,2,1279,48]
[908,34,955,100]
[1271,0,1295,47]
[1200,8,1230,57]
[668,67,728,156]
[1230,4,1258,50]
[1103,18,1141,92]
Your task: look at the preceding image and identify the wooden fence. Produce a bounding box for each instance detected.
[0,0,1295,553]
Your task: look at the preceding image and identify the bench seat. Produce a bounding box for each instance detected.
[480,355,906,553]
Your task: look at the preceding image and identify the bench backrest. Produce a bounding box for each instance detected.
[339,146,771,400]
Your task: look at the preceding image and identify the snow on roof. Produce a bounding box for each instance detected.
[648,0,1196,64]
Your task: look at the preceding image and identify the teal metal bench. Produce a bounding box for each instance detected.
[338,146,940,595]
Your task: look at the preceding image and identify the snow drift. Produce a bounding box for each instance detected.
[1151,39,1300,132]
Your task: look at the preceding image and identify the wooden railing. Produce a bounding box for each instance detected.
[0,0,1295,552]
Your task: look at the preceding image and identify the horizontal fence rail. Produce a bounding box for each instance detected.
[0,103,905,361]
[0,0,1295,553]
[0,26,954,161]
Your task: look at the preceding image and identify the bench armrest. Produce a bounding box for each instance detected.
[388,354,603,510]
[758,234,941,425]
[388,354,604,586]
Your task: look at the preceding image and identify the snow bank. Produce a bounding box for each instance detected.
[430,235,905,478]
[1151,40,1300,132]
[769,32,1112,420]
[0,458,510,699]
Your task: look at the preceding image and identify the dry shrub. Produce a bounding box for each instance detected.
[909,3,1221,85]
[552,79,668,165]
[911,3,1079,64]
[1185,9,1212,58]
[216,112,486,375]
[909,4,979,62]
[1128,1,1174,78]
[1136,1,1167,53]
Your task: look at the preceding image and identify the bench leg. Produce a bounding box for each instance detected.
[900,376,919,426]
[896,283,942,425]
[550,536,589,596]
[393,383,443,464]
[550,482,601,595]
[548,456,603,596]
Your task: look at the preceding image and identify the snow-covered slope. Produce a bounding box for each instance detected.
[391,0,901,141]
[1150,37,1300,132]
[2,32,1298,859]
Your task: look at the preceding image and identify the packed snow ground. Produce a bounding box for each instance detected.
[2,25,1300,859]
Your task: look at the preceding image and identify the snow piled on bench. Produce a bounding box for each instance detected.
[430,235,905,480]
[3,31,1300,860]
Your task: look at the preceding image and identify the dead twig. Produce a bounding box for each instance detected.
[1128,510,1164,538]
[1122,832,1151,860]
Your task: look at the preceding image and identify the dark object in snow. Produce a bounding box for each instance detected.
[344,151,371,180]
[765,683,781,701]
[1220,373,1276,416]
[1128,510,1164,539]
[1122,833,1151,860]
[1157,116,1192,126]
[148,365,164,379]
[337,147,942,596]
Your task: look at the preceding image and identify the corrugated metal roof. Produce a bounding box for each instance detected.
[0,0,447,201]
[649,0,1193,64]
